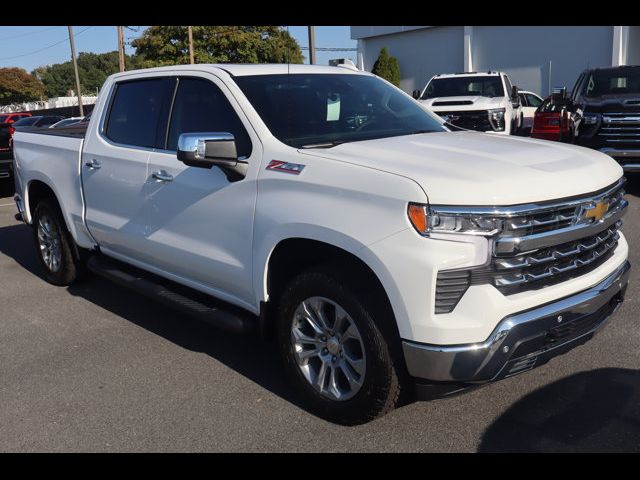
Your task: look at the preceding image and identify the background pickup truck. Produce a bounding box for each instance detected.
[567,65,640,172]
[414,71,523,135]
[12,64,630,425]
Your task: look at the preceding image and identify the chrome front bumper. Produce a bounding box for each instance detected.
[403,260,630,384]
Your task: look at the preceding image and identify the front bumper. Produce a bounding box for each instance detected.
[0,157,12,179]
[403,260,630,384]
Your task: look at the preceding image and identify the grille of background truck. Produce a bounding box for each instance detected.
[435,110,493,132]
[597,113,640,147]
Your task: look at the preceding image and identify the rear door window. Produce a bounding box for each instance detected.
[105,77,175,148]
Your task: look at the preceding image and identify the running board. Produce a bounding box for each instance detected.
[87,255,258,335]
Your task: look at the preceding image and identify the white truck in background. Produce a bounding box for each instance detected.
[12,64,630,425]
[414,71,524,135]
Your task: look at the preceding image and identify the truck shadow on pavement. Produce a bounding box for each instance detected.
[479,368,640,452]
[0,221,325,417]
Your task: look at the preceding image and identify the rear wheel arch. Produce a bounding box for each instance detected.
[27,180,86,265]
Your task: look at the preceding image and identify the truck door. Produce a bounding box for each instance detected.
[139,74,262,309]
[81,76,176,261]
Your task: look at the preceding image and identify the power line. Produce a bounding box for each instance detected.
[0,26,93,61]
[0,26,62,42]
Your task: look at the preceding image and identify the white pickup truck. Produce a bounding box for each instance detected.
[415,71,524,135]
[12,64,630,425]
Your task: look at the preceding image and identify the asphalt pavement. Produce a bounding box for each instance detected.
[0,177,639,452]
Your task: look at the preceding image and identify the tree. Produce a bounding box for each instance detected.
[32,51,145,98]
[0,68,46,104]
[131,26,304,67]
[372,47,401,87]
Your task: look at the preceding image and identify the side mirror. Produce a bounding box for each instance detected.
[511,85,519,100]
[177,132,248,180]
[412,89,421,100]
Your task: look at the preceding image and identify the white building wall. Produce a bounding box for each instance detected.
[627,26,640,65]
[472,26,613,96]
[354,26,621,97]
[359,26,464,94]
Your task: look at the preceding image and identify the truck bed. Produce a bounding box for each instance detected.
[12,128,93,248]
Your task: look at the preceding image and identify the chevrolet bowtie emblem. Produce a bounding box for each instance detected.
[584,201,609,222]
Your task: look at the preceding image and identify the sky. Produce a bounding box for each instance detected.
[0,26,357,72]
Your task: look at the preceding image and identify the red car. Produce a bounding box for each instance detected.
[0,112,32,153]
[531,97,574,143]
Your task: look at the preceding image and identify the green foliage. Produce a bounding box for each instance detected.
[131,26,304,67]
[21,27,303,101]
[0,67,46,103]
[372,47,401,87]
[32,51,145,97]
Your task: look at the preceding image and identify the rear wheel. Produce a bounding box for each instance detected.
[32,198,82,286]
[276,267,402,425]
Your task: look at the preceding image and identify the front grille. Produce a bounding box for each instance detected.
[433,180,627,313]
[435,110,492,132]
[484,222,620,294]
[597,112,640,146]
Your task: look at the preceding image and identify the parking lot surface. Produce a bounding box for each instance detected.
[0,178,639,452]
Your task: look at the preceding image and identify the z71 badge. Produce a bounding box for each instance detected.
[266,160,306,175]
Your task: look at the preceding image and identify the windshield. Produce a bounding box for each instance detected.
[421,76,505,99]
[583,67,640,97]
[0,115,8,123]
[14,117,39,126]
[234,73,445,148]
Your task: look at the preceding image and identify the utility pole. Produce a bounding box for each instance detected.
[68,26,84,117]
[188,26,195,64]
[308,26,316,65]
[117,26,125,72]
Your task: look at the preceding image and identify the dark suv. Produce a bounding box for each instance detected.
[569,65,640,172]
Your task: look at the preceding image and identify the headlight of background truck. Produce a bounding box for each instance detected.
[488,108,506,131]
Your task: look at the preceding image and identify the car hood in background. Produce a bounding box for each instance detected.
[301,131,623,206]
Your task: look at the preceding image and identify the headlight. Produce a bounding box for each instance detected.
[408,203,502,236]
[488,108,505,131]
[583,113,599,125]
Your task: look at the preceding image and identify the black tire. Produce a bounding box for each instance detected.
[32,198,83,286]
[276,267,402,425]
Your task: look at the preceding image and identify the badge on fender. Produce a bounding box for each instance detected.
[266,160,306,175]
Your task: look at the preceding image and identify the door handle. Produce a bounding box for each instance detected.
[85,159,101,170]
[152,170,174,182]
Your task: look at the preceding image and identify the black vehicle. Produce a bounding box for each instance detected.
[13,115,65,130]
[566,65,640,172]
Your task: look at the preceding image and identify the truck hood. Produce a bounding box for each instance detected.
[419,96,505,112]
[301,131,623,205]
[582,94,640,113]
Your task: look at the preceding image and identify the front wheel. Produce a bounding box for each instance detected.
[32,198,82,286]
[276,268,403,425]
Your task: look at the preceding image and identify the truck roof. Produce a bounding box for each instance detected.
[432,71,503,78]
[109,63,367,80]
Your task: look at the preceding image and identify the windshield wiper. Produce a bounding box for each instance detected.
[299,141,345,149]
[409,129,437,135]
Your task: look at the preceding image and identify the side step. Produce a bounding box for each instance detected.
[87,255,258,335]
